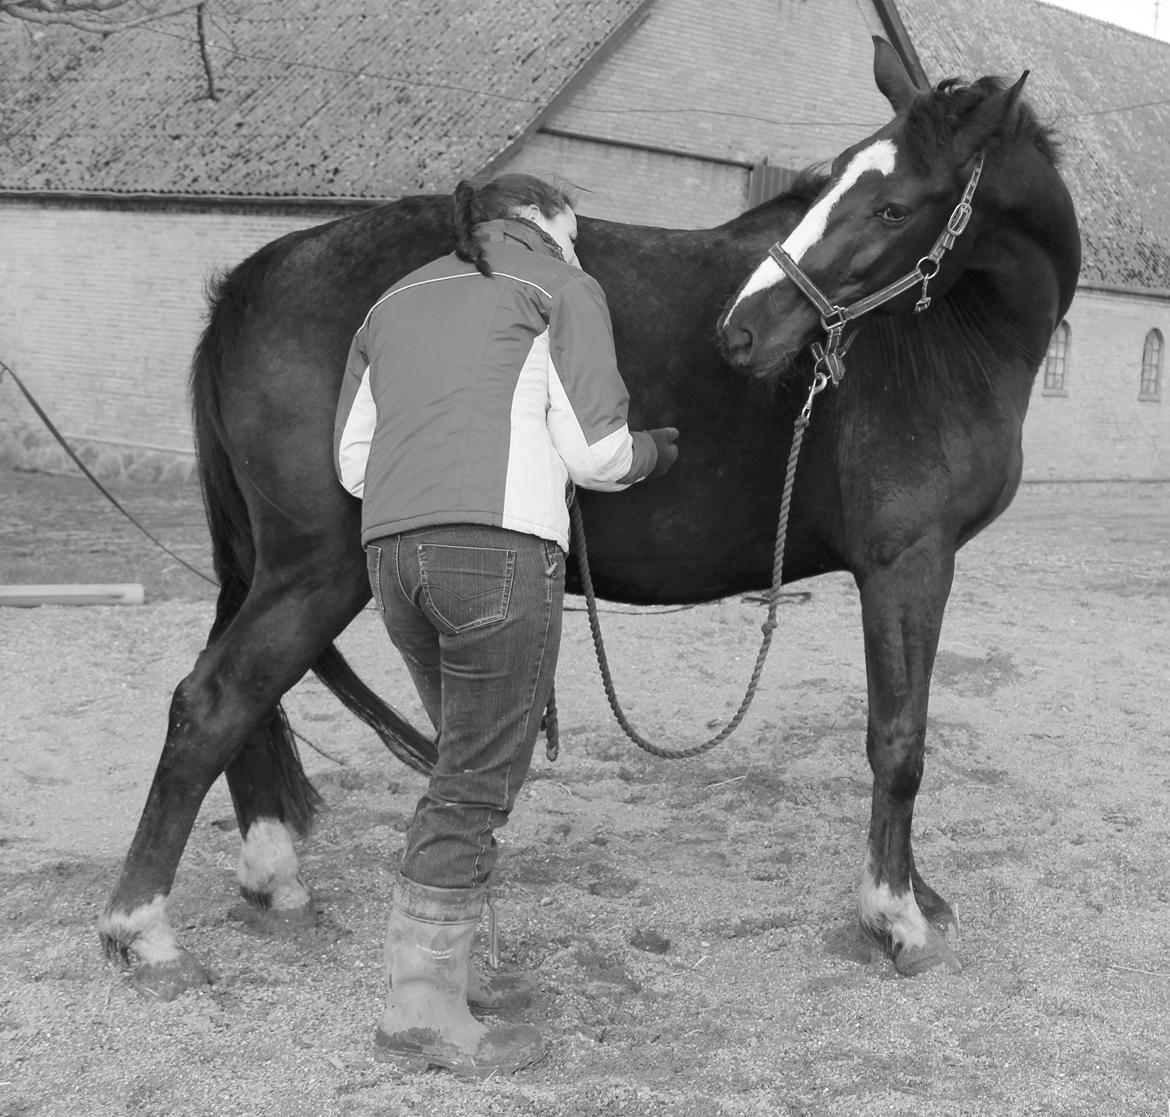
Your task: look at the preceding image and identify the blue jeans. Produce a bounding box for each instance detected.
[366,524,565,889]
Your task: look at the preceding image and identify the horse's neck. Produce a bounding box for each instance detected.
[973,154,1080,344]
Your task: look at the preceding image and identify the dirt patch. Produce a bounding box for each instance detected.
[1,471,1169,1116]
[0,468,211,601]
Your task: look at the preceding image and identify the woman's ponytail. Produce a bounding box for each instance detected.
[452,173,578,276]
[452,180,492,277]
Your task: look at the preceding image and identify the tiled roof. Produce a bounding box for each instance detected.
[894,0,1170,289]
[0,0,648,198]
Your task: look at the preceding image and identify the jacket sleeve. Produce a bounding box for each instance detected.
[546,273,657,492]
[334,328,376,498]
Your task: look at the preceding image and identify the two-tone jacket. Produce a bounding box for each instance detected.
[333,218,656,551]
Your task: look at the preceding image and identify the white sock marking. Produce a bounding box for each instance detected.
[237,817,311,910]
[857,850,930,950]
[99,894,182,966]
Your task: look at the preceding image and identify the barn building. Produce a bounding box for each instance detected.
[0,0,1166,481]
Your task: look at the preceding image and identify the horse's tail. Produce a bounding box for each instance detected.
[188,262,323,834]
[190,269,257,625]
[190,260,436,837]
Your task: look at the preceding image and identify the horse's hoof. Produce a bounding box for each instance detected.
[265,900,317,930]
[130,951,213,1001]
[920,901,960,943]
[911,878,960,942]
[892,936,963,977]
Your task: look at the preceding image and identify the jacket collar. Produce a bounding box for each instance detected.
[475,217,565,262]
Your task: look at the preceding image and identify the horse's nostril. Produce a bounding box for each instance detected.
[721,322,754,362]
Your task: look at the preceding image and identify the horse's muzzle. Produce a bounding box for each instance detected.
[718,320,757,369]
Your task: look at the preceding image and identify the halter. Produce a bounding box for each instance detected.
[768,152,985,411]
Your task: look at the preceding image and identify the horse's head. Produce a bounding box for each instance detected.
[718,37,1029,378]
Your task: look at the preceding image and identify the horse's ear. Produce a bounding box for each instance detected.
[956,71,1030,156]
[872,36,922,114]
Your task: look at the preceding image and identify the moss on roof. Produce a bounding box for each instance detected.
[0,0,647,198]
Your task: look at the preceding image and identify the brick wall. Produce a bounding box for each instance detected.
[540,0,891,172]
[498,131,749,227]
[0,202,329,479]
[1023,287,1170,480]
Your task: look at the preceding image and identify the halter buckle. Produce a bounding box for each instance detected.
[810,339,848,387]
[948,201,973,237]
[820,307,847,334]
[819,349,847,385]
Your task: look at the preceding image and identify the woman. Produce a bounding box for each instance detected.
[334,173,679,1076]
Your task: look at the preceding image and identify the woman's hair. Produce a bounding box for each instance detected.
[453,173,577,277]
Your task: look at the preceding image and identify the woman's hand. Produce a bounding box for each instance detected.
[647,428,680,478]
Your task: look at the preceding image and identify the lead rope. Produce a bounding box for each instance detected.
[544,386,825,763]
[0,358,217,587]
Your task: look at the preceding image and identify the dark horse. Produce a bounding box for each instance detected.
[100,39,1079,998]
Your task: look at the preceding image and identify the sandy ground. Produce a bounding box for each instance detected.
[1,471,1169,1116]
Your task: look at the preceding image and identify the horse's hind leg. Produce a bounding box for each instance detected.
[99,564,367,999]
[225,709,320,931]
[855,537,962,976]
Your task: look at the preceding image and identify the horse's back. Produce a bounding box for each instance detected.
[189,196,455,547]
[219,194,456,356]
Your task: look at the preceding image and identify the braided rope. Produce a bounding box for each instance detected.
[543,686,561,762]
[557,413,811,761]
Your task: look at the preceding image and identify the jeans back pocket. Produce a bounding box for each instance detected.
[417,544,515,634]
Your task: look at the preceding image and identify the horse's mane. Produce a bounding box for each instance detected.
[904,76,1061,171]
[786,162,832,203]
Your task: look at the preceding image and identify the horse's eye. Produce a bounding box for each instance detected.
[876,204,911,224]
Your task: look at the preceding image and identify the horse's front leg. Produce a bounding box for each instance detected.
[856,536,962,976]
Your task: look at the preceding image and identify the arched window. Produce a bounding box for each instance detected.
[1042,321,1070,395]
[1140,329,1163,401]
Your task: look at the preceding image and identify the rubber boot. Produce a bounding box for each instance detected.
[466,960,538,1015]
[375,875,546,1076]
[380,897,537,1014]
[466,891,538,1015]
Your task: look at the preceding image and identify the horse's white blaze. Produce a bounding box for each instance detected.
[98,894,182,965]
[782,140,898,261]
[237,816,311,910]
[728,139,899,316]
[857,851,930,949]
[729,254,785,311]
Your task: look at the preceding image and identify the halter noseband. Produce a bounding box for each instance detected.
[768,152,985,402]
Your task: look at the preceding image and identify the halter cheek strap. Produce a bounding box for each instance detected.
[767,151,985,407]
